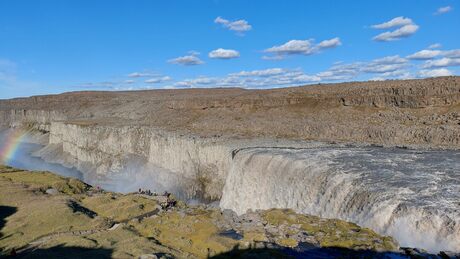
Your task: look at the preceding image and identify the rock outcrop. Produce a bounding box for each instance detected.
[1,77,460,254]
[1,77,460,149]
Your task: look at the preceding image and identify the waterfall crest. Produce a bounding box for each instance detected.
[220,147,460,252]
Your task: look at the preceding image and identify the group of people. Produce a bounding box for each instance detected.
[137,188,177,209]
[138,188,156,196]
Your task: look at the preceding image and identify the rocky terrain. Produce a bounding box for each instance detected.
[1,77,460,257]
[1,76,459,149]
[2,165,453,259]
[0,77,459,200]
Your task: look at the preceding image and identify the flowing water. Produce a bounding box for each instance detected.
[1,129,459,252]
[220,147,460,253]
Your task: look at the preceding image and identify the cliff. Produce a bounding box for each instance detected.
[2,77,460,253]
[1,77,460,201]
[1,76,459,149]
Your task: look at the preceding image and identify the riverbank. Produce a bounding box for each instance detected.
[0,165,429,258]
[1,77,459,257]
[1,128,459,254]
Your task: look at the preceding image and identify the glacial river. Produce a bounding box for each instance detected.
[220,147,460,253]
[1,130,459,253]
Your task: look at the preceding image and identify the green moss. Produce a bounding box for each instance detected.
[277,238,298,248]
[0,165,399,258]
[243,231,268,242]
[261,209,398,251]
[130,210,238,258]
[81,193,159,222]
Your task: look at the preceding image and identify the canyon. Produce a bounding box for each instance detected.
[1,76,460,255]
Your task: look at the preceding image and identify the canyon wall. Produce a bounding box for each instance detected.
[0,109,66,132]
[37,121,324,200]
[1,77,460,252]
[0,77,459,199]
[37,122,236,200]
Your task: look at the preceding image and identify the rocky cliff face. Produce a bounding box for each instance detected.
[36,121,325,200]
[1,77,460,252]
[1,77,460,149]
[0,109,66,132]
[36,122,234,200]
[0,77,459,199]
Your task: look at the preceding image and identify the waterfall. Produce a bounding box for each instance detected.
[220,147,460,253]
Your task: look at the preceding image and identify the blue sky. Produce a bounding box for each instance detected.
[0,0,459,99]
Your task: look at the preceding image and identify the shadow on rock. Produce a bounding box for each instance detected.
[12,245,113,259]
[209,242,438,259]
[0,206,17,238]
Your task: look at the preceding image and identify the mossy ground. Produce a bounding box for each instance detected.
[0,165,399,258]
[261,209,397,251]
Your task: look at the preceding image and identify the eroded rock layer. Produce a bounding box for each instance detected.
[1,76,459,149]
[1,77,460,253]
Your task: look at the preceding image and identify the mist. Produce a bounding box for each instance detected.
[0,129,200,201]
[0,129,84,180]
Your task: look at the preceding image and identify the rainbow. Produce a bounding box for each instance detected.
[0,129,27,164]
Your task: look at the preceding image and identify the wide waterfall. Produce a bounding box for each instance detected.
[220,147,460,253]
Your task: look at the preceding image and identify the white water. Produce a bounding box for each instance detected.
[220,147,460,253]
[2,128,459,252]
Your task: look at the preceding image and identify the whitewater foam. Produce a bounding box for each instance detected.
[220,147,460,252]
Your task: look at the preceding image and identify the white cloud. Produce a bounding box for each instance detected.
[316,55,414,81]
[317,37,342,49]
[174,77,217,88]
[362,55,408,73]
[428,43,442,49]
[407,49,442,60]
[372,16,413,29]
[265,40,314,55]
[145,76,172,84]
[378,70,412,79]
[443,49,460,58]
[371,17,418,41]
[208,48,240,59]
[214,16,252,34]
[369,77,386,81]
[128,72,157,78]
[316,63,362,81]
[124,80,135,84]
[261,55,285,61]
[372,55,407,64]
[419,68,452,77]
[363,63,408,73]
[289,74,321,83]
[173,67,323,89]
[168,52,204,66]
[435,6,452,15]
[231,68,286,77]
[373,24,419,41]
[422,58,460,68]
[263,37,341,59]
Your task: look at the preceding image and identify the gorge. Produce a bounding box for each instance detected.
[1,77,460,254]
